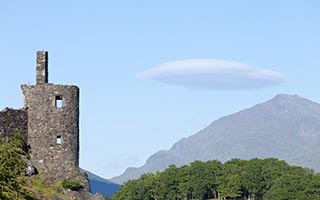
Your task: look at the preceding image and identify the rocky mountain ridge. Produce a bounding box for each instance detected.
[111,94,320,184]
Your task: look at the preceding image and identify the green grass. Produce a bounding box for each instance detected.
[23,175,77,199]
[61,179,83,191]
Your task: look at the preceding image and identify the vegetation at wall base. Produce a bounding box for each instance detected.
[0,131,33,199]
[0,132,87,199]
[113,158,320,200]
[61,179,83,191]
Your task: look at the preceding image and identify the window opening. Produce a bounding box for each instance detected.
[55,96,63,108]
[56,136,62,145]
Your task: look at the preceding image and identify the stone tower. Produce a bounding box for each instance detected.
[22,51,79,174]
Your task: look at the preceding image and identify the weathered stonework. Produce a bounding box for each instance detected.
[36,51,48,84]
[0,107,27,138]
[0,51,107,199]
[21,51,80,174]
[22,84,79,174]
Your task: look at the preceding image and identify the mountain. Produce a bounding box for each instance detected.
[110,94,320,184]
[84,170,120,197]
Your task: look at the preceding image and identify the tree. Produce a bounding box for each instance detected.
[158,164,182,199]
[0,132,31,200]
[241,158,266,200]
[177,165,193,200]
[205,160,223,199]
[263,167,313,200]
[218,159,244,199]
[305,173,320,199]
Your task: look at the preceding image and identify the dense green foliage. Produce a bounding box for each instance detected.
[0,132,32,199]
[113,158,320,200]
[61,179,83,191]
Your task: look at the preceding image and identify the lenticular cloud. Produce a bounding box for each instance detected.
[139,59,287,90]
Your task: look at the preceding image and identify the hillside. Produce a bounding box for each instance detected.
[111,94,320,184]
[85,170,120,198]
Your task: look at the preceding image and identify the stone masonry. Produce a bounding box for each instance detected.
[21,51,80,174]
[0,107,27,138]
[36,51,48,84]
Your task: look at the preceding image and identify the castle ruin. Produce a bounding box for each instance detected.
[0,51,110,200]
[1,51,80,174]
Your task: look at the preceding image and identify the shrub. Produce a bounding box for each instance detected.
[61,179,83,191]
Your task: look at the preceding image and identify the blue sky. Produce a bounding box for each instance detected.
[1,1,320,179]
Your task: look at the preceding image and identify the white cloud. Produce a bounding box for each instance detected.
[139,59,288,90]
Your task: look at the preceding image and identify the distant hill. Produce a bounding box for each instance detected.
[111,94,320,184]
[84,170,120,197]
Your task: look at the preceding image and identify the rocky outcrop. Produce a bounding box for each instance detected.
[25,159,36,176]
[63,190,105,200]
[31,171,105,200]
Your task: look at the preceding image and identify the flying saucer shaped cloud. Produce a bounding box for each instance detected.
[139,59,287,90]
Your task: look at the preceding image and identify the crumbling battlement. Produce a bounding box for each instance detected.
[0,107,27,138]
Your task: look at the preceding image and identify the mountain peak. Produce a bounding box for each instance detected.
[111,94,320,184]
[266,94,319,110]
[266,94,316,105]
[266,94,304,107]
[273,93,300,99]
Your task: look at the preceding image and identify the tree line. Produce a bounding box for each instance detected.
[113,158,320,200]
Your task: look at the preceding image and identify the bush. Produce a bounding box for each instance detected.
[61,179,83,191]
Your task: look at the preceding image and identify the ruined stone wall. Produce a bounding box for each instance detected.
[22,83,79,174]
[0,107,27,138]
